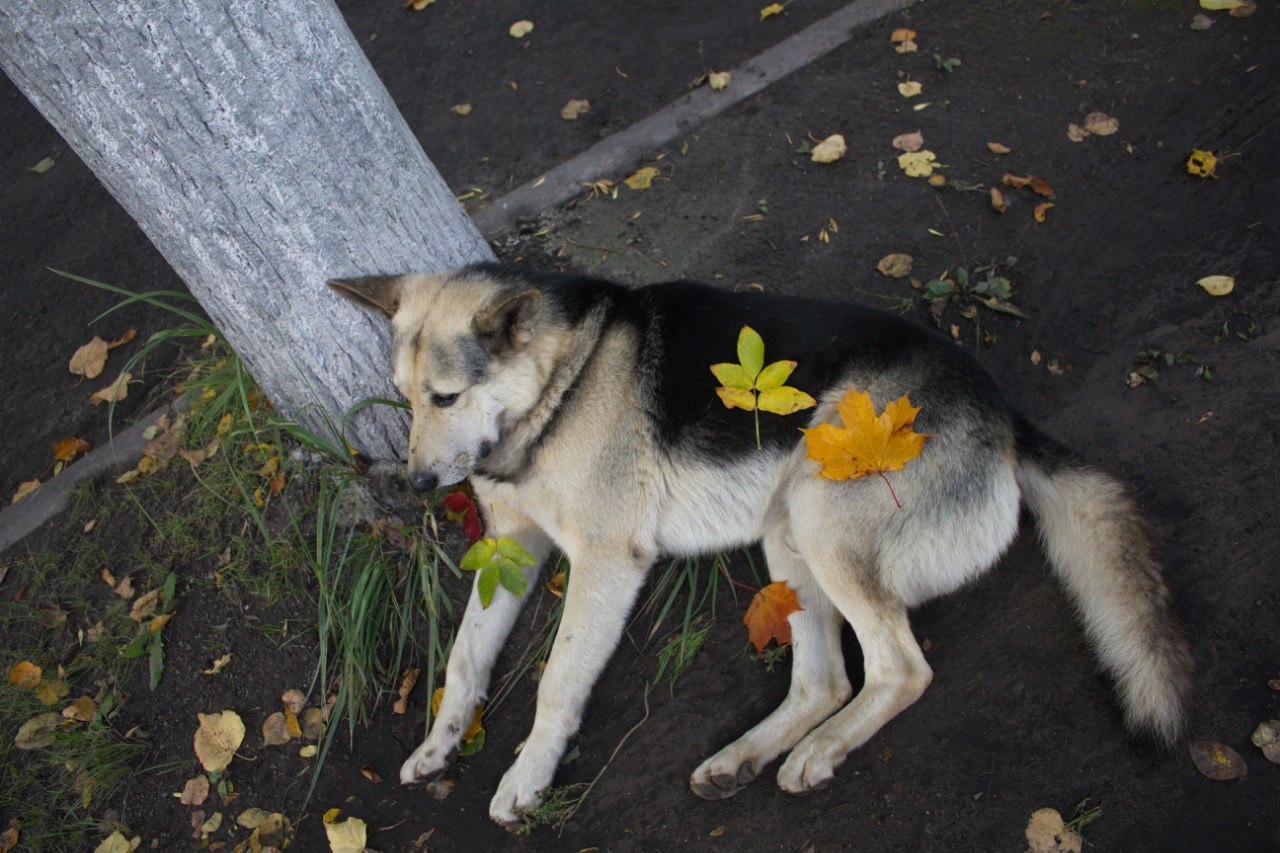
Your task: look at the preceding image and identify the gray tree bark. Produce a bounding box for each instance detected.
[0,0,494,460]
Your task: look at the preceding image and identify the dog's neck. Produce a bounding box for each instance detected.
[475,301,610,482]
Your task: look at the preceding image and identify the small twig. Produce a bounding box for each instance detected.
[933,194,967,268]
[557,682,652,832]
[717,561,760,594]
[564,237,622,256]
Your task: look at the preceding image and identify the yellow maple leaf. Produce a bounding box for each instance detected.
[802,390,931,507]
[624,166,660,190]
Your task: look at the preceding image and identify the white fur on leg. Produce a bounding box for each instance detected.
[488,554,649,826]
[691,528,851,799]
[400,518,550,786]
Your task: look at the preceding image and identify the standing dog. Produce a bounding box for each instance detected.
[329,263,1192,827]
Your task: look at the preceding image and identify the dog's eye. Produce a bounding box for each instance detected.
[430,392,459,408]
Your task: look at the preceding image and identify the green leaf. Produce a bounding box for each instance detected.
[461,538,497,572]
[955,267,970,288]
[923,279,955,299]
[149,632,164,691]
[737,326,765,379]
[476,563,499,608]
[496,536,537,567]
[120,630,149,660]
[162,571,177,603]
[458,728,485,756]
[758,386,818,415]
[496,558,527,599]
[710,362,755,390]
[755,359,796,391]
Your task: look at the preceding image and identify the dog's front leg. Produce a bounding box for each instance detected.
[400,506,551,786]
[489,547,651,827]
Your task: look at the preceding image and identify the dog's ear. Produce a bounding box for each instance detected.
[473,289,544,354]
[327,274,405,318]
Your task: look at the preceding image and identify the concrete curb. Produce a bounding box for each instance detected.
[474,0,913,237]
[0,401,176,555]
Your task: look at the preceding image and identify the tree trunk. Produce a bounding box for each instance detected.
[0,0,494,460]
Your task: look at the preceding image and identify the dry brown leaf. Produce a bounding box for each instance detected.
[559,99,590,120]
[53,437,91,462]
[261,711,293,747]
[1190,13,1215,28]
[107,328,136,349]
[114,576,135,599]
[450,102,472,116]
[897,80,922,98]
[990,187,1008,213]
[393,668,420,715]
[37,602,67,628]
[811,134,848,164]
[1067,123,1089,142]
[69,337,109,379]
[14,712,62,750]
[202,654,231,676]
[891,130,924,152]
[1229,0,1257,16]
[876,254,914,278]
[194,711,245,773]
[1034,202,1055,222]
[284,707,303,739]
[9,661,42,689]
[129,589,161,622]
[1025,808,1083,853]
[1082,111,1119,136]
[89,372,131,407]
[302,707,325,740]
[62,695,97,722]
[360,764,382,784]
[1251,720,1280,764]
[1189,739,1247,780]
[282,689,306,714]
[890,27,916,43]
[1002,173,1055,198]
[35,679,69,705]
[986,141,1011,154]
[11,480,40,504]
[149,613,174,633]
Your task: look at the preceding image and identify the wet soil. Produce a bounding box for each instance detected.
[2,0,1279,850]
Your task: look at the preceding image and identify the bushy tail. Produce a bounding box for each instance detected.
[1015,417,1193,745]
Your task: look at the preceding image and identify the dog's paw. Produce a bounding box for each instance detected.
[776,736,840,794]
[399,740,457,786]
[489,765,546,829]
[690,752,757,800]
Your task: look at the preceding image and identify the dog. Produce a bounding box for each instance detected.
[328,263,1193,827]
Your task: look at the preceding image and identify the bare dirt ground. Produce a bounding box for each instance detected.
[2,1,1278,850]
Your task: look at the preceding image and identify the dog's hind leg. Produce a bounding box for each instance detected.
[489,546,652,827]
[775,551,931,793]
[400,500,552,786]
[690,523,851,800]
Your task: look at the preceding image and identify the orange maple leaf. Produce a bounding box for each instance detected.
[801,389,931,507]
[744,581,803,654]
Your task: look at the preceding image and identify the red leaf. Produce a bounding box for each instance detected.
[443,491,484,544]
[743,581,803,653]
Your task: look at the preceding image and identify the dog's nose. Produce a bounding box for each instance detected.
[409,471,438,492]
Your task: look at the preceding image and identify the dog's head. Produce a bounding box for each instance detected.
[329,269,546,490]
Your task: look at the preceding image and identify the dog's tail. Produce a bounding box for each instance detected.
[1014,415,1193,746]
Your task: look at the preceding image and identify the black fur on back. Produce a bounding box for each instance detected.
[467,264,1014,463]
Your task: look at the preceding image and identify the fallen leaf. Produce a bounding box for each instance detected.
[9,661,42,689]
[29,157,56,174]
[1002,173,1055,198]
[760,3,785,20]
[708,71,731,91]
[990,187,1008,213]
[1067,123,1089,142]
[69,337,109,379]
[179,775,209,806]
[624,166,660,190]
[199,812,221,839]
[284,706,303,738]
[1190,12,1215,28]
[202,654,231,675]
[85,621,106,642]
[35,679,70,705]
[360,764,382,784]
[897,80,923,98]
[811,134,848,164]
[89,372,131,406]
[560,99,590,120]
[404,0,435,10]
[53,437,91,462]
[1251,720,1280,764]
[62,695,97,722]
[892,130,924,152]
[1229,0,1257,16]
[743,581,802,653]
[508,19,533,38]
[1198,0,1247,8]
[986,141,1011,154]
[1197,275,1235,296]
[300,744,318,758]
[545,569,566,597]
[236,808,271,829]
[1187,149,1218,178]
[150,613,172,634]
[244,813,291,851]
[107,328,136,349]
[194,710,245,773]
[93,831,141,853]
[282,688,306,714]
[890,28,918,53]
[897,150,938,178]
[115,577,134,600]
[0,823,17,853]
[262,711,293,746]
[450,103,472,116]
[1082,111,1119,136]
[443,490,485,544]
[302,707,325,740]
[393,668,420,715]
[1025,808,1083,853]
[1034,202,1055,222]
[128,589,161,622]
[14,712,62,749]
[324,814,368,853]
[430,687,485,747]
[1189,739,1247,780]
[802,389,931,486]
[876,253,914,278]
[10,481,40,504]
